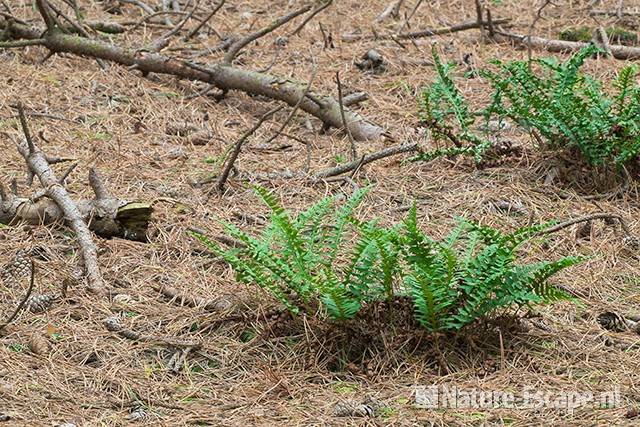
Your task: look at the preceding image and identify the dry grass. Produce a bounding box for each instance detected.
[2,0,640,425]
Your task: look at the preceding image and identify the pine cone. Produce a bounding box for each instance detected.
[27,294,55,313]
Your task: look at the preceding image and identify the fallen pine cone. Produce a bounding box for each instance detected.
[28,334,51,355]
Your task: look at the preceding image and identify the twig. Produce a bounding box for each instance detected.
[374,0,404,23]
[183,0,224,40]
[526,0,554,66]
[45,0,108,69]
[119,0,155,15]
[540,213,631,236]
[214,106,283,193]
[335,71,357,161]
[0,260,35,330]
[147,0,199,52]
[314,143,419,178]
[223,4,312,64]
[396,0,424,33]
[291,0,332,36]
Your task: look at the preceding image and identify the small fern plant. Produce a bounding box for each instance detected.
[413,46,492,163]
[191,186,400,320]
[400,207,582,331]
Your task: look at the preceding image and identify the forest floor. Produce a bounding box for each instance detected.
[1,0,640,425]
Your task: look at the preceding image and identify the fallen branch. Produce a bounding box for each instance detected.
[494,30,640,60]
[314,142,419,178]
[0,18,383,141]
[13,104,103,292]
[540,212,631,236]
[374,0,404,23]
[590,8,640,17]
[104,315,201,348]
[342,18,510,42]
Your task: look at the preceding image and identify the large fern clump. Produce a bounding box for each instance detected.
[416,45,640,169]
[193,189,581,331]
[482,44,640,167]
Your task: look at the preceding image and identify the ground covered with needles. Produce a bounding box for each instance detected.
[2,0,640,425]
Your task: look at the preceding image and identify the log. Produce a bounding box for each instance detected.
[495,31,640,60]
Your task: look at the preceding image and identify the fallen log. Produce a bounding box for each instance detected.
[0,17,384,141]
[342,18,510,42]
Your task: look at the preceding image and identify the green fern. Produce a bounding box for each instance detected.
[413,46,492,163]
[193,191,581,331]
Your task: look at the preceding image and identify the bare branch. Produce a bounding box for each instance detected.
[335,71,357,161]
[88,168,111,200]
[291,0,332,36]
[215,105,283,193]
[13,105,104,292]
[183,0,224,40]
[314,143,419,178]
[223,4,312,64]
[0,260,35,330]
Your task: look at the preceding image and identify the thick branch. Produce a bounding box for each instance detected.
[1,20,383,140]
[15,108,102,292]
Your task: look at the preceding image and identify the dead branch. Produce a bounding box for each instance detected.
[374,0,404,23]
[0,259,35,330]
[152,282,233,312]
[13,104,103,292]
[0,18,383,141]
[215,105,283,193]
[335,71,357,160]
[342,18,510,42]
[147,0,199,52]
[223,4,312,64]
[119,0,155,15]
[183,0,224,40]
[494,31,640,60]
[314,143,419,178]
[263,62,318,145]
[291,0,332,36]
[589,8,640,17]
